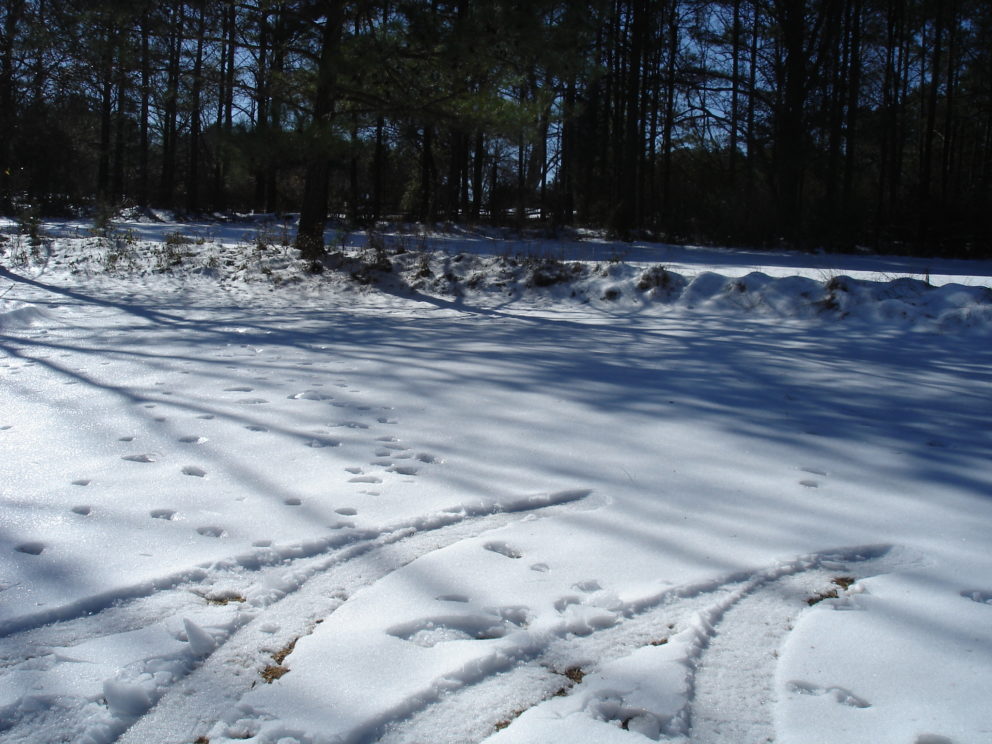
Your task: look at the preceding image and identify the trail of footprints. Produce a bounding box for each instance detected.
[49,367,443,551]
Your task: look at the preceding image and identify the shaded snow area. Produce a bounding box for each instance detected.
[1,222,991,744]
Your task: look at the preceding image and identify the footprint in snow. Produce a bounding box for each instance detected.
[283,497,302,506]
[288,390,333,401]
[224,386,254,392]
[238,398,268,405]
[305,438,340,448]
[377,417,399,425]
[72,479,90,486]
[182,465,207,477]
[14,541,46,555]
[388,608,528,647]
[416,453,442,464]
[196,526,226,538]
[484,541,523,559]
[388,465,419,476]
[334,421,370,429]
[71,505,92,516]
[530,562,550,573]
[197,414,215,420]
[787,681,870,708]
[118,435,135,442]
[178,435,208,444]
[573,580,602,593]
[799,479,820,488]
[349,475,382,484]
[960,590,992,605]
[150,509,176,520]
[800,466,828,476]
[344,466,363,474]
[122,453,156,463]
[436,594,469,603]
[245,425,268,432]
[335,507,357,516]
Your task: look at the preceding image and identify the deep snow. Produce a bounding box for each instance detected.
[1,221,991,744]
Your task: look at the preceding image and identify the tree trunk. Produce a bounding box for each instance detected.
[1,1,24,211]
[187,2,206,213]
[296,1,346,261]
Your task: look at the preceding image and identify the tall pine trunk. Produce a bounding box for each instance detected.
[296,2,346,261]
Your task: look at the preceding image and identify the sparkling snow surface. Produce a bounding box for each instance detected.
[1,223,991,744]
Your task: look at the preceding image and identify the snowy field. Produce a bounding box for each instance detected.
[1,219,991,744]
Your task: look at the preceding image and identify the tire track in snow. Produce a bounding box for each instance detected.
[373,546,899,744]
[0,491,593,744]
[106,489,596,744]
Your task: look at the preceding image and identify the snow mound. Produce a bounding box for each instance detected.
[366,250,992,334]
[0,300,51,330]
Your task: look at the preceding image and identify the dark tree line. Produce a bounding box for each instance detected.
[1,1,990,257]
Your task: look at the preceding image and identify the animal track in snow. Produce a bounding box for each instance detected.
[484,541,523,559]
[245,425,268,432]
[335,508,358,516]
[344,467,364,474]
[416,453,442,464]
[72,479,91,486]
[150,509,176,520]
[14,542,46,555]
[573,580,602,593]
[349,475,382,484]
[224,386,254,392]
[915,735,954,744]
[238,398,268,405]
[305,437,340,449]
[178,435,208,444]
[71,505,92,516]
[197,414,215,420]
[961,589,992,605]
[388,608,529,647]
[182,466,207,477]
[800,466,828,476]
[786,681,871,708]
[283,498,302,506]
[388,465,419,476]
[436,594,469,603]
[196,526,226,538]
[799,479,820,488]
[334,421,369,429]
[118,436,135,442]
[122,453,156,463]
[288,390,333,401]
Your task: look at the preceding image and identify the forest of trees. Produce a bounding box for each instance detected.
[1,1,990,258]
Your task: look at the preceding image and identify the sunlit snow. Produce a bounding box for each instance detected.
[1,220,991,744]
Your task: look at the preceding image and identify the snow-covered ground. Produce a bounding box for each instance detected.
[1,220,991,744]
